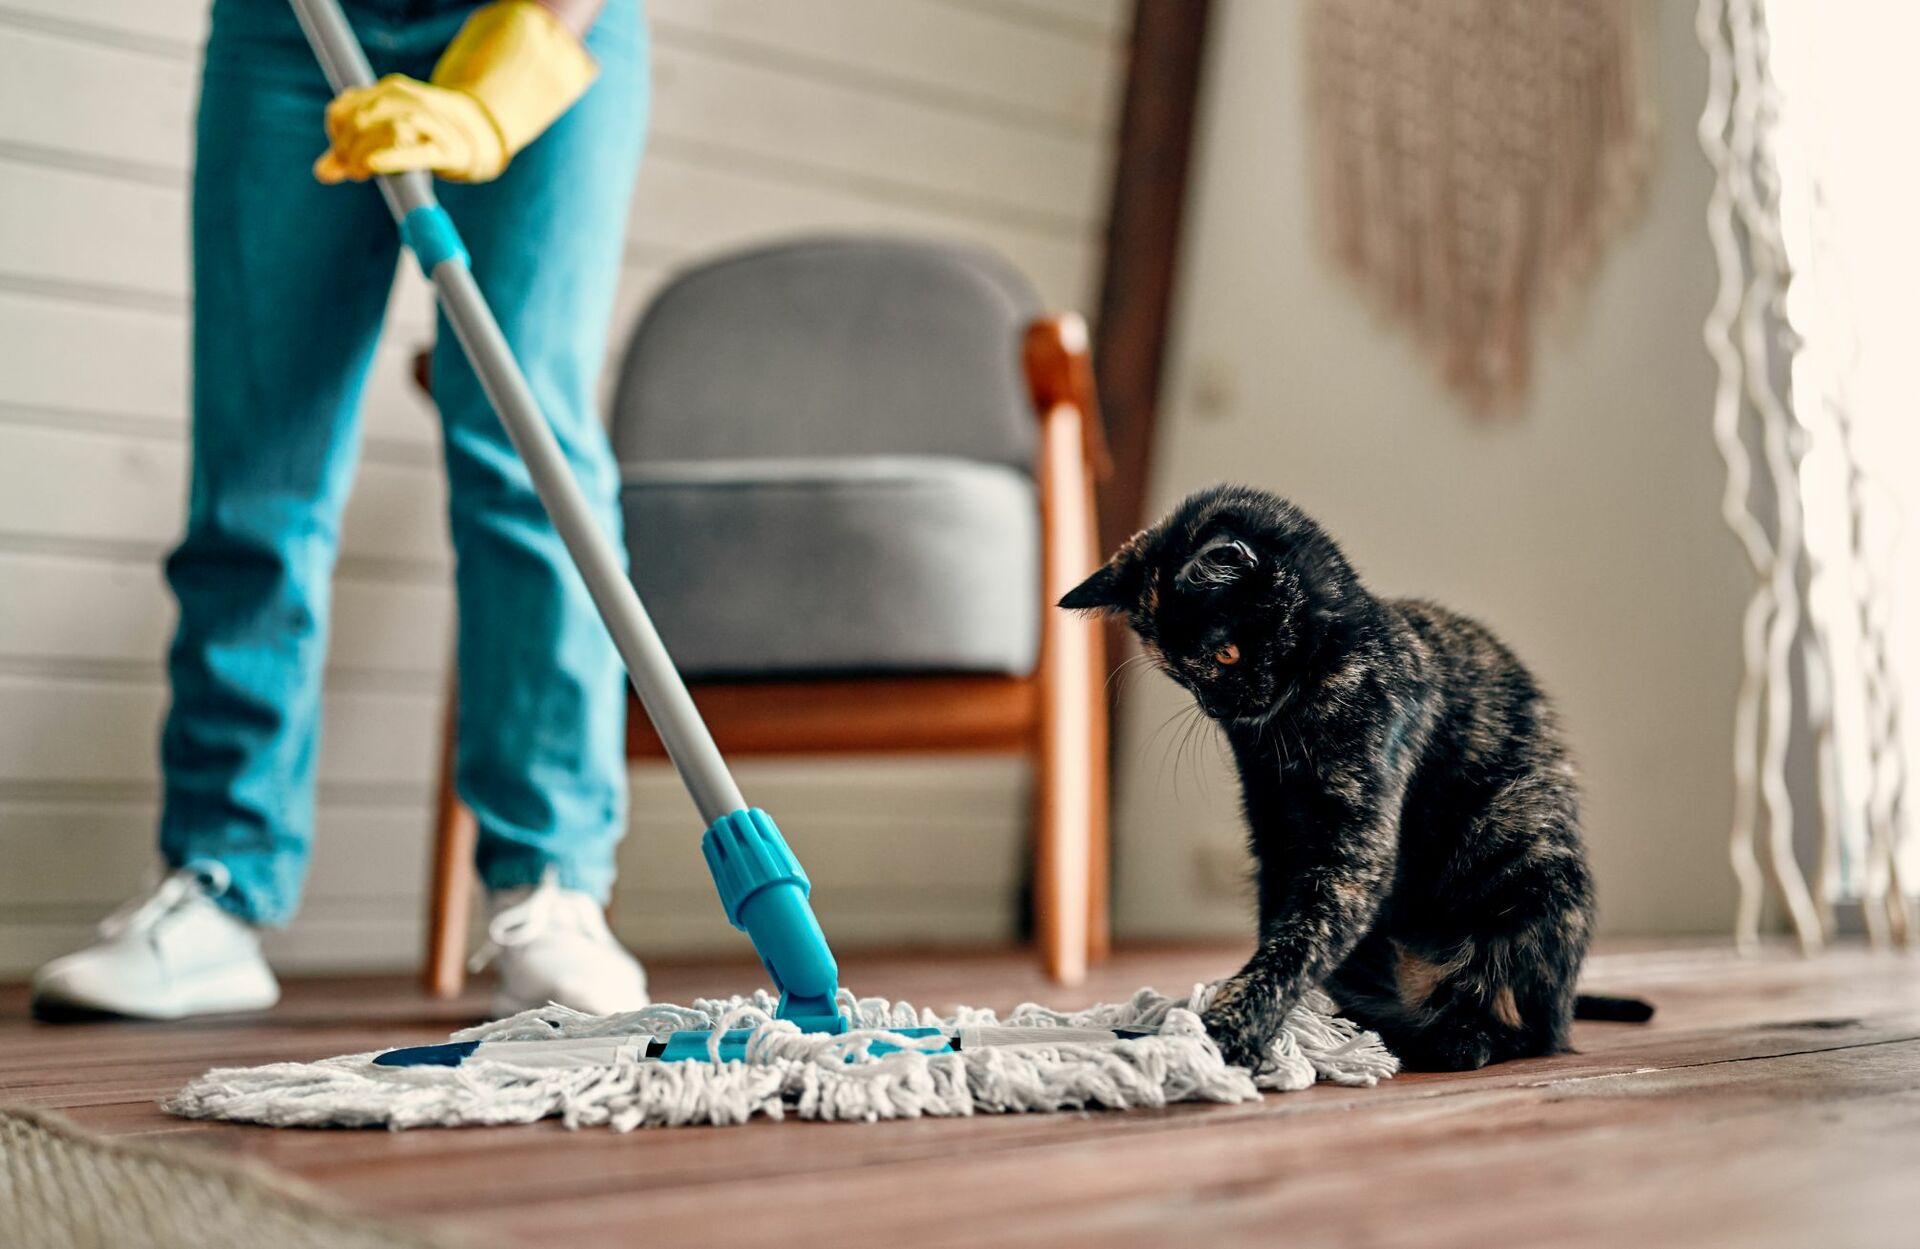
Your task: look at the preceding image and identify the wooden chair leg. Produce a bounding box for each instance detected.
[1033,399,1102,985]
[424,682,476,998]
[1086,591,1112,966]
[1025,312,1113,979]
[1033,646,1092,986]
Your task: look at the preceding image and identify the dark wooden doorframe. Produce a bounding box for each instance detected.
[1093,0,1214,558]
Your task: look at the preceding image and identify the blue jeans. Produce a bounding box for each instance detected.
[161,0,647,925]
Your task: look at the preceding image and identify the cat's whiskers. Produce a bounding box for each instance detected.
[1140,703,1200,796]
[1173,703,1217,800]
[1141,699,1215,802]
[1163,704,1201,800]
[1137,702,1191,756]
[1230,673,1304,735]
[1105,652,1155,697]
[1261,716,1293,775]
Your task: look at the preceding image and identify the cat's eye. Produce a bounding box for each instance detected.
[1214,643,1240,666]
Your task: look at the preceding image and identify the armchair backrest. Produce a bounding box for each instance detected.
[610,236,1043,473]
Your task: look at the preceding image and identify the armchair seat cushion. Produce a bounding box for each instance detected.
[622,455,1040,679]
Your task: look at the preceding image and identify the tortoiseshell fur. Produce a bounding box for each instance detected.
[1064,485,1600,1071]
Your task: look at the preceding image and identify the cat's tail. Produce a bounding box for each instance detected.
[1574,993,1655,1023]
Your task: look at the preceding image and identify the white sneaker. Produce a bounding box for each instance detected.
[475,870,649,1018]
[31,864,280,1021]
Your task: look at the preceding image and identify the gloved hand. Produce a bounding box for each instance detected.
[314,0,597,185]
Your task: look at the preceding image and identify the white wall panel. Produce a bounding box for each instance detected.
[0,550,451,675]
[0,162,184,302]
[0,675,438,787]
[648,0,1116,131]
[0,0,1125,974]
[0,425,451,566]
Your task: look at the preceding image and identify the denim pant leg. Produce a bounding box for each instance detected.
[160,0,401,925]
[431,4,649,900]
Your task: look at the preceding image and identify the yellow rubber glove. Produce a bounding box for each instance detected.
[314,1,597,185]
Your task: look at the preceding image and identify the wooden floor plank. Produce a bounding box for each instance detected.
[5,941,1919,1249]
[150,1012,1920,1217]
[441,1039,1920,1248]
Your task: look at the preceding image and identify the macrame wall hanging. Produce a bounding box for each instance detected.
[1306,0,1652,411]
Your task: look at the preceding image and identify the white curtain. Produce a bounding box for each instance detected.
[1696,0,1914,950]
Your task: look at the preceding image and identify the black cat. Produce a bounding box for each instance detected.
[1064,484,1649,1071]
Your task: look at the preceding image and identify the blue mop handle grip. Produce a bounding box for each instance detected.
[704,809,843,1029]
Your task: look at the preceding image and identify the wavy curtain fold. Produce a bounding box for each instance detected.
[1696,0,1912,951]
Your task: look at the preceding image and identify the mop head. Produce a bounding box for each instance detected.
[168,983,1396,1130]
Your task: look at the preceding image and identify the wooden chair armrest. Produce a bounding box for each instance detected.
[1024,314,1113,479]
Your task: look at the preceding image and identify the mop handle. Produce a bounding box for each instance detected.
[287,0,844,1028]
[287,0,745,823]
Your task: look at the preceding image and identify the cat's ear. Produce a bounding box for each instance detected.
[1060,554,1142,614]
[1177,537,1258,589]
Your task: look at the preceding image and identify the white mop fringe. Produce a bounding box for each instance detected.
[167,984,1396,1130]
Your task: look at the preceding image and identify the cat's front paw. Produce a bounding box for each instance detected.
[1202,976,1277,1071]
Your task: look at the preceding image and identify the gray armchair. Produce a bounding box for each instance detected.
[425,236,1110,989]
[616,238,1047,678]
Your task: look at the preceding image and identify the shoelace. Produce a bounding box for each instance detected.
[469,871,609,973]
[99,862,231,940]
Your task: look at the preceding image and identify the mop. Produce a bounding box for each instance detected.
[168,0,1397,1131]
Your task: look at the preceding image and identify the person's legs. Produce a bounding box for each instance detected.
[34,0,426,1018]
[429,2,649,901]
[159,0,404,926]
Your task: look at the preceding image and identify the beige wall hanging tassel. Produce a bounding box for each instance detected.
[1307,0,1651,411]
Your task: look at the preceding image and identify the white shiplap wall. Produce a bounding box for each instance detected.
[0,0,1128,974]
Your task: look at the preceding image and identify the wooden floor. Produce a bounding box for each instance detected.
[5,942,1919,1249]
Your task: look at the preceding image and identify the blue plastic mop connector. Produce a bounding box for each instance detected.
[702,808,845,1033]
[398,203,470,277]
[656,1026,949,1064]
